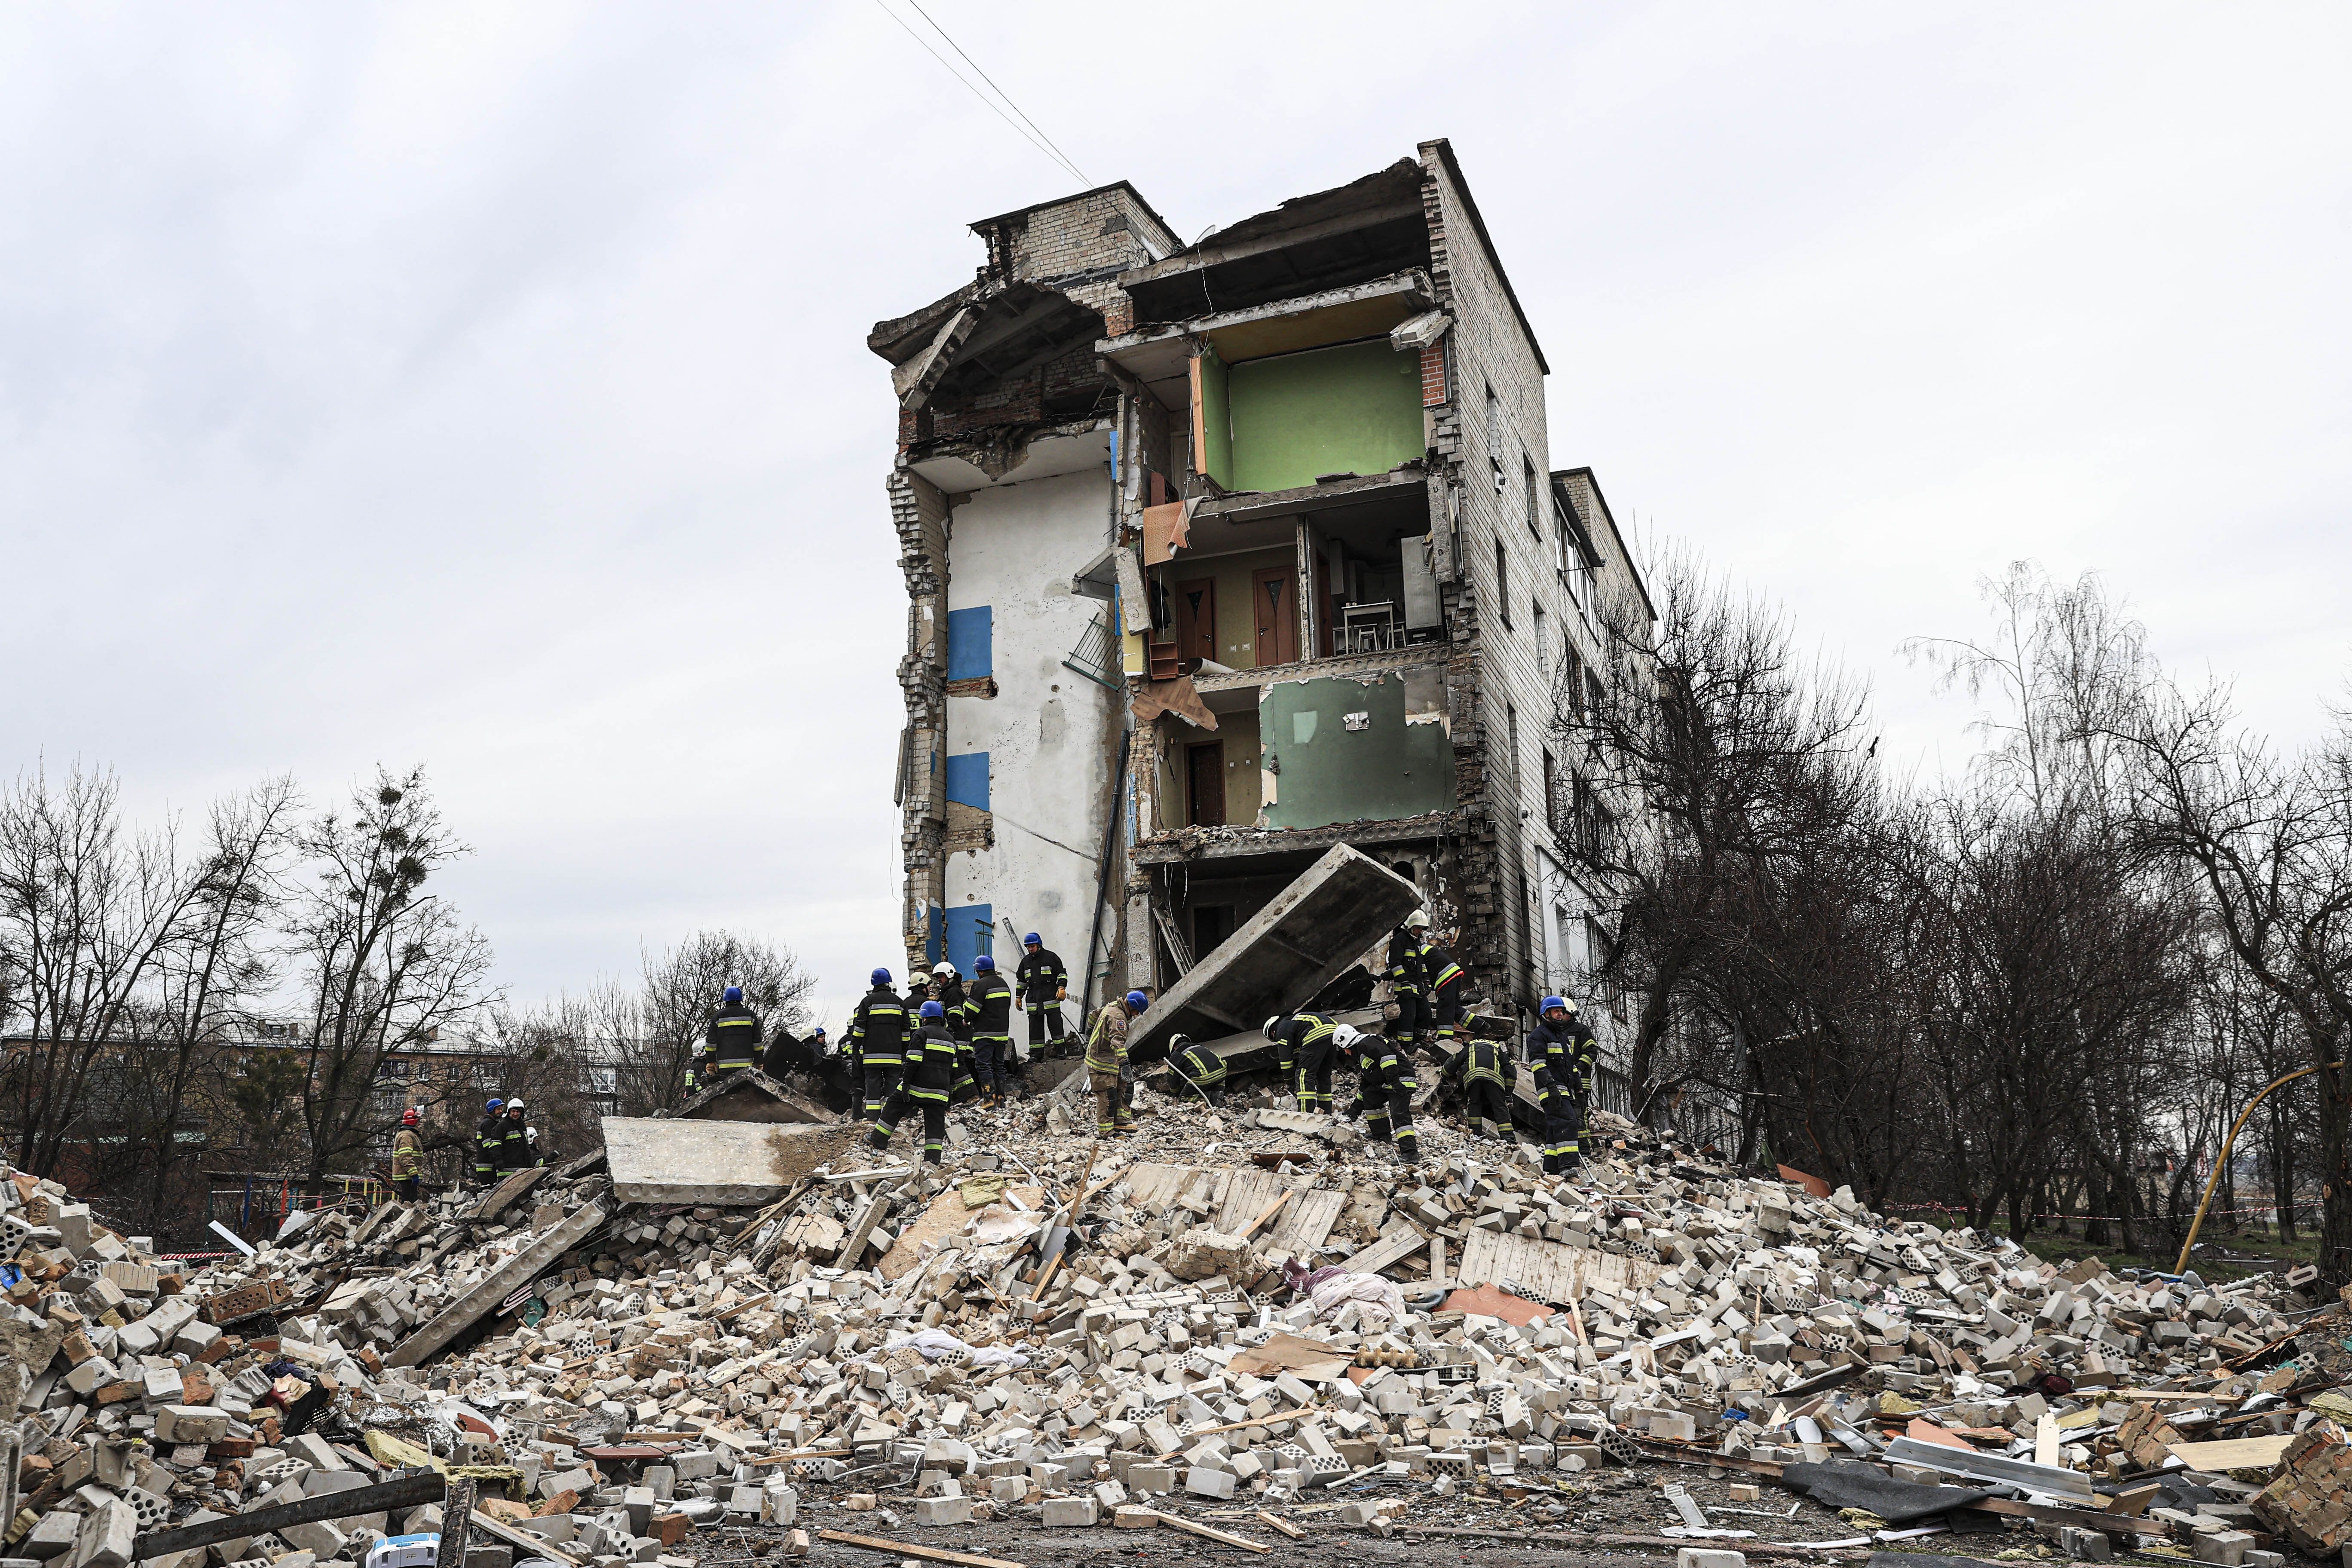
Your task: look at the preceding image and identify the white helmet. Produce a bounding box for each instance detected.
[1405,910,1430,928]
[1332,1024,1363,1051]
[504,1097,525,1113]
[933,961,958,976]
[1262,1015,1284,1040]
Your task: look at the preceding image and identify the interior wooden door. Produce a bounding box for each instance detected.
[1252,566,1299,667]
[1186,741,1226,826]
[1174,578,1217,667]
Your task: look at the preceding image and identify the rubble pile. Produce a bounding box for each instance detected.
[7,1086,2350,1568]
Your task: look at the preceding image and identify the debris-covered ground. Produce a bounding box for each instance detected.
[9,1071,2350,1568]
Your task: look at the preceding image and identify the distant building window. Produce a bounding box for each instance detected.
[1494,540,1511,630]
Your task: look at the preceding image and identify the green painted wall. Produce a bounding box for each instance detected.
[1196,349,1233,489]
[1258,670,1452,829]
[1227,340,1423,494]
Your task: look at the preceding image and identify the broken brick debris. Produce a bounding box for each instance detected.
[0,1068,2344,1568]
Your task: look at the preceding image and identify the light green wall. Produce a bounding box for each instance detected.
[1258,670,1453,829]
[1196,349,1233,489]
[1227,340,1423,494]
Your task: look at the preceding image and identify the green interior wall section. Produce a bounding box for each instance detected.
[1258,671,1452,830]
[1227,340,1423,494]
[1196,349,1233,489]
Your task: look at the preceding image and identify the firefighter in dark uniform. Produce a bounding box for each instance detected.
[1263,1011,1340,1112]
[1387,913,1431,1055]
[1015,934,1069,1058]
[472,1097,505,1185]
[702,985,762,1087]
[847,968,910,1129]
[1527,995,1599,1175]
[1443,1014,1517,1139]
[1164,1033,1227,1106]
[496,1099,533,1171]
[962,953,1017,1106]
[927,962,977,1103]
[1349,1024,1423,1164]
[1424,928,1468,1046]
[870,999,958,1164]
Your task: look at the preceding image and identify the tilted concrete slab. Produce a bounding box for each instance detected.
[602,1117,867,1206]
[384,1202,607,1368]
[674,1067,834,1124]
[1128,845,1420,1060]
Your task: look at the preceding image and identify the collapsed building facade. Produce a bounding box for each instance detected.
[870,140,1654,1084]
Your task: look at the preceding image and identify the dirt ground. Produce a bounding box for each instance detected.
[668,1465,1992,1568]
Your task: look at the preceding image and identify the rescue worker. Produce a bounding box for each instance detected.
[1015,934,1069,1058]
[1443,1014,1516,1139]
[391,1107,426,1201]
[1424,926,1468,1046]
[1386,913,1431,1055]
[1263,1011,1340,1113]
[927,962,977,1103]
[472,1098,505,1185]
[962,953,1017,1106]
[1349,1023,1422,1164]
[847,968,910,1131]
[703,984,762,1085]
[1526,995,1599,1175]
[498,1099,533,1170]
[870,999,958,1164]
[1085,990,1147,1137]
[1164,1033,1226,1106]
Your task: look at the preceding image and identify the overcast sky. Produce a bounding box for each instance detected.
[4,3,2346,1028]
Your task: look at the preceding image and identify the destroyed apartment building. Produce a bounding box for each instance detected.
[869,139,1655,1084]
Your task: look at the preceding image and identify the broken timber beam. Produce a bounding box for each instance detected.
[135,1472,446,1560]
[386,1203,607,1368]
[817,1531,1024,1568]
[1128,1509,1272,1553]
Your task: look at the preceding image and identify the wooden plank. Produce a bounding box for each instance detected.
[818,1530,1025,1568]
[135,1472,446,1559]
[1240,1190,1292,1239]
[466,1506,584,1568]
[1227,1332,1351,1381]
[1272,1188,1346,1254]
[1130,1508,1271,1553]
[442,1477,477,1568]
[1338,1220,1426,1276]
[2166,1434,2295,1471]
[1254,1512,1304,1540]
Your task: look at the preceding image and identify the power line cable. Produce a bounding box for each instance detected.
[902,0,1091,187]
[870,0,1086,186]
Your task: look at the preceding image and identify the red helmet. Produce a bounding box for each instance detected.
[402,1108,421,1126]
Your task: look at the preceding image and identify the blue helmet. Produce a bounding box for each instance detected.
[486,1097,503,1112]
[813,1025,827,1038]
[723,984,743,1004]
[871,967,892,986]
[1023,932,1041,947]
[974,954,995,972]
[1125,990,1148,1011]
[1540,995,1568,1017]
[919,1000,945,1020]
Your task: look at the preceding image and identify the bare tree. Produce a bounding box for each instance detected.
[0,764,249,1179]
[284,767,496,1185]
[622,930,815,1113]
[2113,680,2352,1283]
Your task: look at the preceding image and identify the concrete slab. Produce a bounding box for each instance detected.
[1128,845,1421,1060]
[602,1118,867,1206]
[384,1203,607,1369]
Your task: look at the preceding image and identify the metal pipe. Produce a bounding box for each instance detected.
[2174,1060,2340,1274]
